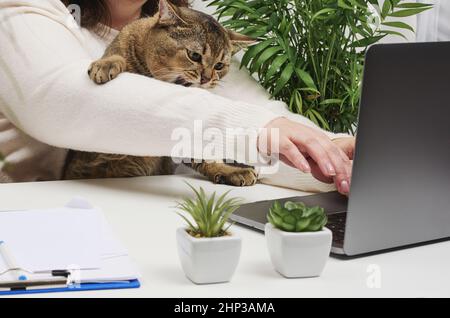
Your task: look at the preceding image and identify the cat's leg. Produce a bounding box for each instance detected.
[189,160,258,187]
[88,55,127,84]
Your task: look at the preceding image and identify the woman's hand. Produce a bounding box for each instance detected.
[259,117,354,195]
[333,137,356,160]
[307,137,356,194]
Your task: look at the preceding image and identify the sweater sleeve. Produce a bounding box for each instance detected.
[0,4,278,162]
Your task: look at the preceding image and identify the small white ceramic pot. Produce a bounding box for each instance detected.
[265,223,332,278]
[176,228,242,284]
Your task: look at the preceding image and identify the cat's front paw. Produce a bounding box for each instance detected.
[88,55,126,84]
[214,168,258,187]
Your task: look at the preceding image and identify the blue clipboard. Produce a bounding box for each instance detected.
[0,279,140,296]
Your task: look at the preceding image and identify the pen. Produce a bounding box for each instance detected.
[0,240,29,281]
[0,277,69,291]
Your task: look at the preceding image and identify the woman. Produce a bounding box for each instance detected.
[0,0,354,194]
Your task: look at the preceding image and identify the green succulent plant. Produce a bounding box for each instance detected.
[176,183,242,238]
[268,201,328,232]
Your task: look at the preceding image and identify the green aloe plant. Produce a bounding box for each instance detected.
[268,201,327,232]
[209,0,432,134]
[176,183,242,238]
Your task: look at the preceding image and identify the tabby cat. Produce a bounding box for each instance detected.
[64,0,258,186]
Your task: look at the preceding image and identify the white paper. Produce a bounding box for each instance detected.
[98,212,128,258]
[0,207,102,272]
[0,201,139,284]
[77,255,140,283]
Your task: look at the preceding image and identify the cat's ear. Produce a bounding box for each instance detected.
[228,30,257,55]
[158,0,184,25]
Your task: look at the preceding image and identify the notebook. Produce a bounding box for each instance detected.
[0,198,140,295]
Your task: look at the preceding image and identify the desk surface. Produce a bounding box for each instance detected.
[0,174,448,298]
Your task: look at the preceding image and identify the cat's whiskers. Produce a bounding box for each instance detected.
[151,69,185,83]
[151,68,183,76]
[184,71,200,82]
[185,76,200,83]
[151,66,190,75]
[150,67,200,86]
[208,79,224,89]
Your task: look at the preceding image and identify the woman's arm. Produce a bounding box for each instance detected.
[0,6,277,161]
[0,2,352,192]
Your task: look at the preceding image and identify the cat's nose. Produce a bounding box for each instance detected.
[200,75,211,85]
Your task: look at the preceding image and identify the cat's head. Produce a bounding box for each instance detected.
[145,0,255,89]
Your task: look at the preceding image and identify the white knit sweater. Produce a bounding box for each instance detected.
[0,0,347,191]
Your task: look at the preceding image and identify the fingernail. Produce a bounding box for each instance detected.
[341,180,350,193]
[327,163,336,176]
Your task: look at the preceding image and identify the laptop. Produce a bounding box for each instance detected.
[230,42,450,256]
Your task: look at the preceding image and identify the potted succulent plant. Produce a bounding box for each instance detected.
[265,201,331,278]
[176,183,242,284]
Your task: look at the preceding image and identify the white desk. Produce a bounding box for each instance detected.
[1,174,449,298]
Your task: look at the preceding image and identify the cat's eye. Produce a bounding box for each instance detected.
[187,50,202,63]
[214,62,224,71]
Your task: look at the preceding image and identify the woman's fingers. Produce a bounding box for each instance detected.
[320,139,352,194]
[333,137,356,160]
[332,138,354,194]
[292,135,337,178]
[292,133,352,195]
[261,118,353,195]
[279,139,311,173]
[308,159,334,184]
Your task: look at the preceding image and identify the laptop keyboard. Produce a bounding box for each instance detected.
[326,213,347,248]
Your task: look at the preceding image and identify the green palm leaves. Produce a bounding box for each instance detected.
[209,0,432,134]
[268,201,328,232]
[176,183,242,237]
